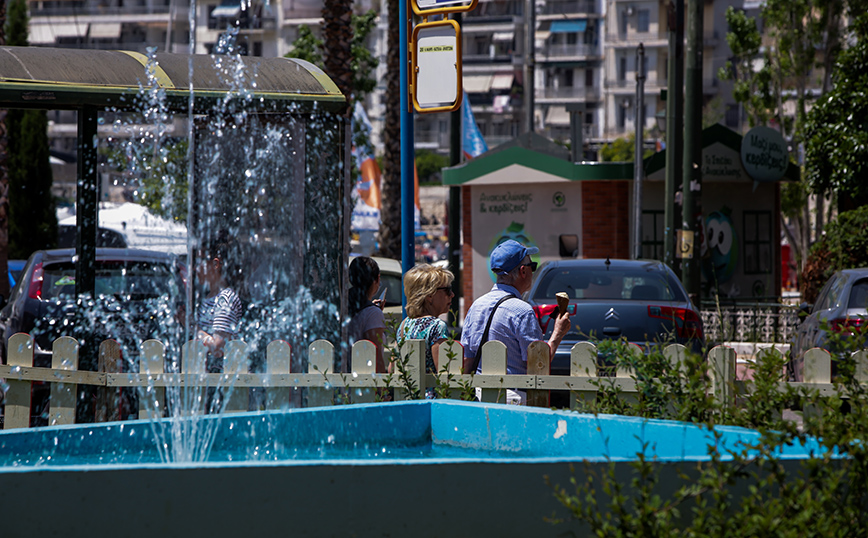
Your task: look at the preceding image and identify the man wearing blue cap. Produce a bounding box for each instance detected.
[460,240,571,405]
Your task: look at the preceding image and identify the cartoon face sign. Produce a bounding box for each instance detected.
[702,211,738,283]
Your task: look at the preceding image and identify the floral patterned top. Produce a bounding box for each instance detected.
[397,315,448,374]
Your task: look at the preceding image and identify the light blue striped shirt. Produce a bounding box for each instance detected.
[460,284,543,375]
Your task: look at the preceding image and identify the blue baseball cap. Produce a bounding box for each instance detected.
[489,240,539,274]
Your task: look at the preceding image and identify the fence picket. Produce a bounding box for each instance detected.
[803,348,831,384]
[707,345,736,409]
[438,340,465,399]
[570,342,597,409]
[479,340,507,404]
[96,339,122,423]
[139,339,166,420]
[351,340,378,404]
[265,340,292,411]
[854,350,868,383]
[4,333,35,429]
[223,341,250,413]
[49,336,79,426]
[526,341,550,408]
[396,339,425,400]
[307,340,335,407]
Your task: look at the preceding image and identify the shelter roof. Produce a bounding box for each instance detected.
[0,46,345,112]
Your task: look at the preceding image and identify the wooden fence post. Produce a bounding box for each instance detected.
[49,336,79,426]
[265,340,291,411]
[803,348,831,384]
[526,341,550,408]
[223,340,250,413]
[96,339,122,423]
[307,339,335,407]
[438,340,465,400]
[139,339,166,420]
[570,341,597,410]
[395,339,425,400]
[707,345,736,409]
[802,347,831,421]
[479,340,507,404]
[4,333,35,429]
[853,350,868,384]
[350,340,378,404]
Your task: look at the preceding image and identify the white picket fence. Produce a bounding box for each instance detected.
[0,332,863,430]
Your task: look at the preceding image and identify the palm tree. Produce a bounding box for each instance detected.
[0,0,10,299]
[378,0,401,259]
[321,0,355,109]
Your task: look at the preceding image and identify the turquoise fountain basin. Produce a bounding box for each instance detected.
[0,400,823,536]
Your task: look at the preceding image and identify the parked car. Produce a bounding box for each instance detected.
[790,268,868,380]
[372,256,404,325]
[526,258,704,376]
[0,248,185,425]
[0,248,185,368]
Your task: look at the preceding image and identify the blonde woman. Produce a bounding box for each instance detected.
[396,264,455,378]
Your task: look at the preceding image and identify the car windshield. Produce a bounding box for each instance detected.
[533,266,681,302]
[41,261,179,300]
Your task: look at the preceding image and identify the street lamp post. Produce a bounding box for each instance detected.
[632,44,645,260]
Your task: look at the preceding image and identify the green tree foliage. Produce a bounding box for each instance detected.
[415,149,447,184]
[6,0,56,258]
[801,205,868,303]
[599,134,653,162]
[284,11,378,102]
[804,15,868,210]
[717,7,774,127]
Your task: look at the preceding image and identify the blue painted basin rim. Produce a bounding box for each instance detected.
[0,400,825,471]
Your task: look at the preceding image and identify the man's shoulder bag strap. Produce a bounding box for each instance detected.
[467,294,516,374]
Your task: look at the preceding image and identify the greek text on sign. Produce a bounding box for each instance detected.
[412,20,462,113]
[740,126,789,182]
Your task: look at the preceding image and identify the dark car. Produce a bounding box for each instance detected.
[526,258,704,376]
[790,268,868,380]
[0,248,185,424]
[0,248,185,368]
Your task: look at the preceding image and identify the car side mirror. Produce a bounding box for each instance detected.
[798,302,812,318]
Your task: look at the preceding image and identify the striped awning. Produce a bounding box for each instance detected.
[550,19,587,33]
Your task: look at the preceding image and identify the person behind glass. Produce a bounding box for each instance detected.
[397,264,454,395]
[347,256,386,373]
[460,240,571,405]
[195,233,243,373]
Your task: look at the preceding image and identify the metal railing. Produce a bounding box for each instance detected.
[701,302,801,345]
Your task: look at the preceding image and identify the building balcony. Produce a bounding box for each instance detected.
[538,0,598,17]
[463,53,516,65]
[535,86,601,102]
[28,2,186,17]
[605,78,666,93]
[537,43,601,61]
[605,32,667,48]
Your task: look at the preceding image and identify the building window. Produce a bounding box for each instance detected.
[585,68,593,87]
[638,9,650,33]
[619,56,627,81]
[620,11,629,35]
[743,210,772,274]
[641,210,663,260]
[617,104,626,129]
[725,104,740,128]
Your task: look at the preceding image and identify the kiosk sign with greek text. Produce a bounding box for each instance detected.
[740,126,788,182]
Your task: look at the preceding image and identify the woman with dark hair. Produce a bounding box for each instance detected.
[347,256,386,373]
